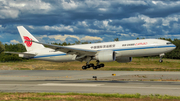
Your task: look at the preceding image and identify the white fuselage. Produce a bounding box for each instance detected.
[28,39,176,62]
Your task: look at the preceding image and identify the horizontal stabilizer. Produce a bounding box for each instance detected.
[5,51,36,58]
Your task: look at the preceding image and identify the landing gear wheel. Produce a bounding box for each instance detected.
[159,59,163,63]
[89,63,94,67]
[82,66,87,70]
[86,65,90,68]
[100,64,105,67]
[93,66,97,70]
[97,65,101,68]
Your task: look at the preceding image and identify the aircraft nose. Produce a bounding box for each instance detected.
[173,44,176,49]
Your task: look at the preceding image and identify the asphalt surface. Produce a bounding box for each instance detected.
[0,70,180,96]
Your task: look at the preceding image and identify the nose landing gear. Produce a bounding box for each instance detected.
[159,59,163,63]
[159,53,164,63]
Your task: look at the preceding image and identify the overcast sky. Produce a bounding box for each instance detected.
[0,0,180,44]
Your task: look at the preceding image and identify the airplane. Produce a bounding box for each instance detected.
[6,26,176,70]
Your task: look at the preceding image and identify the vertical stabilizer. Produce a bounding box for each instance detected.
[17,26,44,52]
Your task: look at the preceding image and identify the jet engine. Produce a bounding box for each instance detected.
[95,50,116,62]
[19,54,35,58]
[116,57,132,63]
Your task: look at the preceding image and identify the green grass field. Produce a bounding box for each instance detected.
[1,92,180,101]
[0,58,180,71]
[0,59,180,101]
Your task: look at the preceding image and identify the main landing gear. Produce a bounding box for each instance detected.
[82,60,105,70]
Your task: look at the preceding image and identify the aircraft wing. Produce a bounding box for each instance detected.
[29,40,97,56]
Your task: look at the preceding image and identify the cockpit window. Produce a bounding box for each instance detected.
[167,42,172,45]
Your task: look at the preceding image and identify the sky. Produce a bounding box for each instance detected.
[0,0,180,44]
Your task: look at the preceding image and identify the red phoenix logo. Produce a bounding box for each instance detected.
[23,36,32,47]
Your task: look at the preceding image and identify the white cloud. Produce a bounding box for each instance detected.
[121,16,142,23]
[0,9,19,19]
[43,25,74,32]
[81,36,102,41]
[61,0,78,10]
[99,8,107,11]
[162,15,180,26]
[118,0,147,6]
[10,0,51,11]
[77,21,89,27]
[2,0,180,43]
[32,34,102,43]
[9,2,26,8]
[28,25,34,29]
[86,29,100,33]
[151,1,180,7]
[48,35,80,42]
[0,0,51,19]
[103,20,108,27]
[10,40,20,44]
[152,1,157,5]
[120,33,129,37]
[84,0,110,8]
[93,20,124,33]
[36,35,48,40]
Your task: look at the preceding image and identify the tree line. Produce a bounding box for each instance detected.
[0,38,179,62]
[158,38,180,59]
[0,43,26,62]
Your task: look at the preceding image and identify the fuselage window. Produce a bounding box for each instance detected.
[166,42,172,45]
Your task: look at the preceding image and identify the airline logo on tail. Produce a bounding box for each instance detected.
[23,36,32,47]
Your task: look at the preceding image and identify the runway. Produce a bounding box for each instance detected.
[0,70,180,96]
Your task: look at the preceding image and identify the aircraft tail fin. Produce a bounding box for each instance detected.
[17,26,44,52]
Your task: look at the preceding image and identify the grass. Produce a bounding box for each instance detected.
[0,58,180,71]
[0,92,180,101]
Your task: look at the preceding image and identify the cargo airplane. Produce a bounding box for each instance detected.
[6,26,176,70]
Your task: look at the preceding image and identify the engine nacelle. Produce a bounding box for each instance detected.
[19,54,34,58]
[116,57,132,63]
[95,50,116,62]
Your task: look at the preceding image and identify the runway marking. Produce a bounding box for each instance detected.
[38,83,104,87]
[0,83,180,90]
[38,84,180,90]
[99,85,180,90]
[0,75,73,78]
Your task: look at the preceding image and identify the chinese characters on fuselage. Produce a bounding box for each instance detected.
[91,44,115,49]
